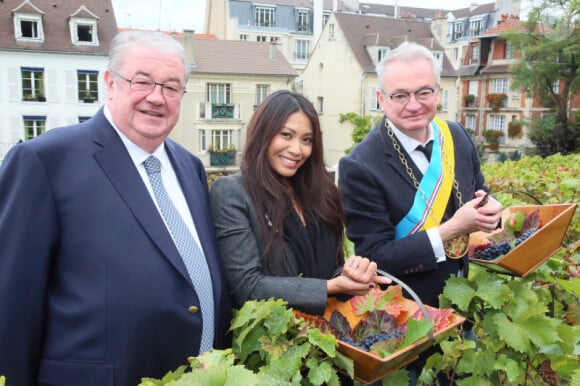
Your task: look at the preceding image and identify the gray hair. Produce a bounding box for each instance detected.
[376,41,441,89]
[108,31,189,81]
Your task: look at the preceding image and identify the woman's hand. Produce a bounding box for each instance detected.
[327,256,392,296]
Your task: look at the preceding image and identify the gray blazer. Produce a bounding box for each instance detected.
[209,173,330,315]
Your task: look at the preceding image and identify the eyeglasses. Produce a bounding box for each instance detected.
[383,87,437,105]
[111,71,185,100]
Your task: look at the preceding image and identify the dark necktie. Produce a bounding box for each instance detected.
[416,140,433,161]
[143,155,214,353]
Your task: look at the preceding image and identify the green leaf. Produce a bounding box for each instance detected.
[557,277,580,297]
[139,365,187,386]
[307,328,337,357]
[332,351,354,379]
[401,318,433,347]
[381,369,409,385]
[494,354,523,384]
[306,359,333,385]
[442,277,477,311]
[492,313,530,352]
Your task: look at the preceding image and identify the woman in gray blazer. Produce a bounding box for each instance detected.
[209,91,391,315]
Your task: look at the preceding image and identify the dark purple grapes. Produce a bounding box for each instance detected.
[342,332,402,351]
[515,228,537,246]
[474,242,511,261]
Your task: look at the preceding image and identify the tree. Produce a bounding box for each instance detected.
[503,0,580,156]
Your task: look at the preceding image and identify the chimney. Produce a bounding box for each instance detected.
[470,2,479,12]
[313,0,323,43]
[183,29,195,64]
[269,39,279,61]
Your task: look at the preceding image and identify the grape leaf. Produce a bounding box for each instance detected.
[401,318,433,348]
[520,209,540,236]
[329,310,353,340]
[412,307,454,331]
[352,309,398,339]
[349,285,404,316]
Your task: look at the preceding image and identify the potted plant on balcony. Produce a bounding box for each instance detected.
[507,120,523,138]
[208,144,237,166]
[464,94,475,107]
[483,129,504,151]
[486,93,507,112]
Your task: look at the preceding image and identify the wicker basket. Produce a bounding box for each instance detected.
[469,203,576,276]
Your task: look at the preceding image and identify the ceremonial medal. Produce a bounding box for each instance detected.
[444,234,469,259]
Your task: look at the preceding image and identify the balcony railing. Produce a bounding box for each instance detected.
[199,103,240,119]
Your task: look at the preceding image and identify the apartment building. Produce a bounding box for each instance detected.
[0,0,117,163]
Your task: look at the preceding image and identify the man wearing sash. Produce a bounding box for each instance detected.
[338,41,503,383]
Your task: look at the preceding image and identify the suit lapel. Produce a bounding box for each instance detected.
[90,116,192,285]
[166,144,222,286]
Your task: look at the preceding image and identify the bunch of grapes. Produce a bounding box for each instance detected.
[473,227,538,261]
[342,331,404,351]
[515,227,537,246]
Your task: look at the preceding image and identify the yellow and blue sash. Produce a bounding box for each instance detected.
[395,118,455,239]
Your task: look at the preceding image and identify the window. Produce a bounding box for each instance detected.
[454,22,463,39]
[297,9,309,32]
[470,44,479,62]
[71,19,98,45]
[23,116,46,140]
[257,35,267,42]
[552,80,560,93]
[239,34,248,41]
[371,86,381,111]
[329,23,336,40]
[207,83,231,104]
[505,41,515,59]
[200,129,207,151]
[489,115,507,137]
[295,40,310,62]
[211,130,234,150]
[15,14,43,41]
[21,67,45,101]
[317,97,324,114]
[378,48,390,62]
[491,78,509,94]
[255,6,275,27]
[440,89,449,111]
[465,114,476,131]
[79,116,92,123]
[322,13,330,27]
[470,19,482,36]
[256,84,269,106]
[78,70,99,103]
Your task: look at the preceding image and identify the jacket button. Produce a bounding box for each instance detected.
[188,306,199,313]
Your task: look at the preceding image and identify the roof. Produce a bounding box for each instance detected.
[190,39,297,77]
[480,64,511,74]
[480,17,546,37]
[231,0,348,12]
[450,2,496,18]
[0,0,118,54]
[334,13,456,76]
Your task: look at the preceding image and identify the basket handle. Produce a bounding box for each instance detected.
[377,269,434,340]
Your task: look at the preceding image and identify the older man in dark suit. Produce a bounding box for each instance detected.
[338,41,503,384]
[0,31,230,386]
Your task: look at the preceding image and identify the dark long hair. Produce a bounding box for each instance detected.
[241,90,345,268]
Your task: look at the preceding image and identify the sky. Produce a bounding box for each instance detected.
[111,0,478,34]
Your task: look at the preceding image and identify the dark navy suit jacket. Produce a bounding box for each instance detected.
[338,118,486,307]
[0,108,230,386]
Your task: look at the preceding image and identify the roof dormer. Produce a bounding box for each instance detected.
[13,0,45,42]
[69,6,100,46]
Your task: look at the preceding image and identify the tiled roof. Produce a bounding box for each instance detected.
[451,2,495,18]
[481,18,534,37]
[480,64,511,74]
[231,0,347,11]
[0,0,117,54]
[190,39,297,77]
[334,13,456,76]
[359,3,445,19]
